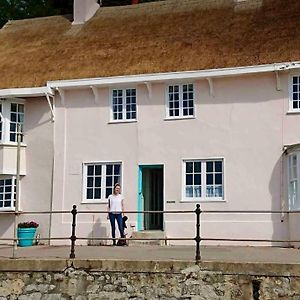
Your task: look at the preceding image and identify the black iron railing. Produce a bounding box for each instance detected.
[1,205,300,263]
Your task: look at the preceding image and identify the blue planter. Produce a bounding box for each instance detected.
[17,228,37,247]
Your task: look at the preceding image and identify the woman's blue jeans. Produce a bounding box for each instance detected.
[109,213,125,242]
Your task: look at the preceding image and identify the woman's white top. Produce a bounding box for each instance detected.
[108,194,124,214]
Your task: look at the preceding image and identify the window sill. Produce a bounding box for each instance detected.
[81,200,108,204]
[0,209,20,213]
[0,142,27,147]
[108,120,137,124]
[180,198,226,203]
[164,116,195,121]
[287,110,300,115]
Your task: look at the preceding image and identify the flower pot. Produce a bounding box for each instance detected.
[17,227,37,247]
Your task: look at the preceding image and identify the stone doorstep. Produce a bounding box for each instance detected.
[129,230,167,246]
[1,259,300,277]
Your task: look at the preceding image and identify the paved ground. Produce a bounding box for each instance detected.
[1,244,300,263]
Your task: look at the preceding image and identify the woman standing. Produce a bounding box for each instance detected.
[107,183,125,246]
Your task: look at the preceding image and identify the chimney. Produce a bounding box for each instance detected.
[132,0,139,4]
[73,0,100,25]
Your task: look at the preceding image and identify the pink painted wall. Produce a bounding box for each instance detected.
[49,71,300,246]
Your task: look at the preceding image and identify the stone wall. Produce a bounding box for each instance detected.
[0,260,300,299]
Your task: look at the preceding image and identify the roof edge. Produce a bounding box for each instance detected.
[0,87,54,98]
[48,61,300,89]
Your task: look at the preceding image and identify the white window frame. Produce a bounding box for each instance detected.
[109,88,137,122]
[165,83,195,119]
[0,99,25,144]
[289,75,300,113]
[0,176,16,211]
[182,158,225,202]
[288,152,300,211]
[82,161,122,203]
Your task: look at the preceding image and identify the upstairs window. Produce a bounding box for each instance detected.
[0,100,24,143]
[167,84,194,118]
[83,162,122,202]
[10,103,24,142]
[290,76,300,112]
[111,89,137,121]
[183,159,224,201]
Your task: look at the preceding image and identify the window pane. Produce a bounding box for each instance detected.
[207,174,213,185]
[114,164,120,174]
[293,76,298,84]
[194,162,201,173]
[215,161,222,172]
[11,103,17,112]
[194,174,201,185]
[95,165,101,175]
[106,188,113,199]
[194,186,201,197]
[87,177,93,187]
[186,174,193,185]
[206,162,213,172]
[95,177,101,187]
[86,189,93,199]
[87,166,94,176]
[11,113,17,122]
[106,165,113,175]
[215,174,222,184]
[94,188,101,199]
[106,176,112,187]
[186,162,193,173]
[185,186,193,198]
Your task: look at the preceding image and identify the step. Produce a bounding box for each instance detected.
[129,230,167,246]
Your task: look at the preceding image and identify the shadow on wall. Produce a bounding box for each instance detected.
[0,215,15,243]
[270,155,289,246]
[87,217,108,246]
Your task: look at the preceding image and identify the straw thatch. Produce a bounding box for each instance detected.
[0,0,300,89]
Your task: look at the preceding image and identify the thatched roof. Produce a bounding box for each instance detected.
[0,0,300,89]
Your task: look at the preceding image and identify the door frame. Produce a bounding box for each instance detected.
[137,164,165,231]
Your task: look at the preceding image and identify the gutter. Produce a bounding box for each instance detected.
[47,61,300,89]
[0,86,54,98]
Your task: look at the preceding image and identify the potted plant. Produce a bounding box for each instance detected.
[17,221,39,247]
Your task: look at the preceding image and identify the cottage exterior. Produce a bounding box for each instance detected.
[0,0,299,246]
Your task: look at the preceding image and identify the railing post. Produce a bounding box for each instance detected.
[195,203,201,263]
[69,205,77,259]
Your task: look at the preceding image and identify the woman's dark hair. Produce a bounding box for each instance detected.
[113,183,121,194]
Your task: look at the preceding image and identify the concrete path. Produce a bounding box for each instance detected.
[1,244,300,264]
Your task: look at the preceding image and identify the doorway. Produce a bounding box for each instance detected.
[138,165,164,231]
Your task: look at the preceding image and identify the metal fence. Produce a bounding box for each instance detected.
[1,204,300,262]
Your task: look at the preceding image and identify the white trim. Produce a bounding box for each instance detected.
[288,151,300,211]
[0,176,17,211]
[47,62,300,89]
[165,83,195,119]
[109,87,138,123]
[275,71,281,91]
[181,158,225,202]
[0,100,25,144]
[82,161,123,203]
[0,87,53,98]
[90,86,100,104]
[144,82,152,99]
[45,94,55,122]
[207,78,214,96]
